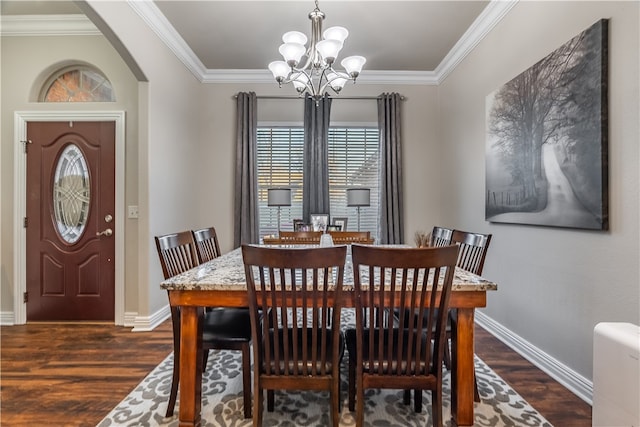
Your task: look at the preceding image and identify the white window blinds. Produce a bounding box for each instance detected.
[257,126,379,240]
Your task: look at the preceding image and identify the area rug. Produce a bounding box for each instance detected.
[99,311,552,427]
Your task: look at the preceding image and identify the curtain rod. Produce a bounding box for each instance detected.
[233,94,406,101]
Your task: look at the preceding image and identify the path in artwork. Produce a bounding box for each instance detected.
[489,144,600,228]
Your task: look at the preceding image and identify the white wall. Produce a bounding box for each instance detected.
[437,0,640,383]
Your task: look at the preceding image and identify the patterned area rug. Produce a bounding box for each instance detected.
[99,311,552,427]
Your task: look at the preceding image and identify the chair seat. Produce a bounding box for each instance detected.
[264,328,345,372]
[203,308,252,344]
[345,328,433,374]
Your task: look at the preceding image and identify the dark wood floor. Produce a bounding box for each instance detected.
[474,325,592,426]
[0,320,591,426]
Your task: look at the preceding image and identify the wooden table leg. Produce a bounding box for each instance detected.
[178,306,203,427]
[450,307,475,426]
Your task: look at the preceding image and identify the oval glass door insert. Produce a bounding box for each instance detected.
[53,144,90,243]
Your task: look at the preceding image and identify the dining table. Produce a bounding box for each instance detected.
[160,244,498,427]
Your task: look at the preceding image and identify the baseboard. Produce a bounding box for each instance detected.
[0,311,15,325]
[123,311,139,327]
[130,305,171,332]
[0,309,170,330]
[475,311,593,405]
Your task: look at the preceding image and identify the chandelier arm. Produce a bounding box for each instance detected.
[317,66,350,95]
[318,81,336,97]
[316,66,333,96]
[297,54,315,72]
[281,69,317,97]
[326,66,351,81]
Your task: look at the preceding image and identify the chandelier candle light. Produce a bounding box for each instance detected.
[268,0,366,101]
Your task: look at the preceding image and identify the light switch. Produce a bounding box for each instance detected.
[128,205,139,219]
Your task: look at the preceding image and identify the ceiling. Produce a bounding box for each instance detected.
[1,0,491,74]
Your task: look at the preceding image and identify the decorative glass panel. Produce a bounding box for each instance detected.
[43,68,115,102]
[53,144,90,244]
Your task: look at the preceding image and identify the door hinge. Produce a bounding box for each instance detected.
[23,292,28,303]
[24,217,28,228]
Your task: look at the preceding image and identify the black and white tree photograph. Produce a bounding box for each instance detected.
[485,19,608,230]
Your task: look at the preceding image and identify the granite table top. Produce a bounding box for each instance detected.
[161,246,498,293]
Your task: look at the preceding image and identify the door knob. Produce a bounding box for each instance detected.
[96,228,113,237]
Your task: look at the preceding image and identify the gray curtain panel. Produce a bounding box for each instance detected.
[234,92,259,246]
[378,92,404,244]
[303,93,332,221]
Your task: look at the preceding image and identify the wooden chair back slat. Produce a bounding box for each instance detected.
[193,226,222,263]
[430,226,453,247]
[155,231,200,279]
[451,230,492,275]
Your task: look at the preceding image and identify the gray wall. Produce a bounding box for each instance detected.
[438,0,639,383]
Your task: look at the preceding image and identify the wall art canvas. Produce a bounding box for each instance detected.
[485,19,608,230]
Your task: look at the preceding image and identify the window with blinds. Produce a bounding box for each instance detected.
[257,126,379,240]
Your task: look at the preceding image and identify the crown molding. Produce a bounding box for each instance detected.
[1,0,517,85]
[0,14,100,36]
[126,0,207,80]
[434,0,519,83]
[356,70,439,86]
[201,69,439,85]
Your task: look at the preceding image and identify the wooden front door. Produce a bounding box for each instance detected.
[26,121,116,321]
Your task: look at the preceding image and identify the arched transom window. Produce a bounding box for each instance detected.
[42,67,115,102]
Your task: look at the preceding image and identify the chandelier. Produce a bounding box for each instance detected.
[268,0,366,101]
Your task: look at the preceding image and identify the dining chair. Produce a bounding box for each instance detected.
[328,231,374,244]
[451,229,492,276]
[278,230,322,244]
[417,226,454,365]
[192,225,255,402]
[192,226,222,262]
[155,231,253,418]
[346,244,459,427]
[449,229,492,402]
[408,226,491,370]
[430,226,453,247]
[241,244,348,427]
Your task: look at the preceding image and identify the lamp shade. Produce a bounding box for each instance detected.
[268,61,290,80]
[346,188,370,207]
[267,188,291,206]
[341,55,366,78]
[326,71,347,91]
